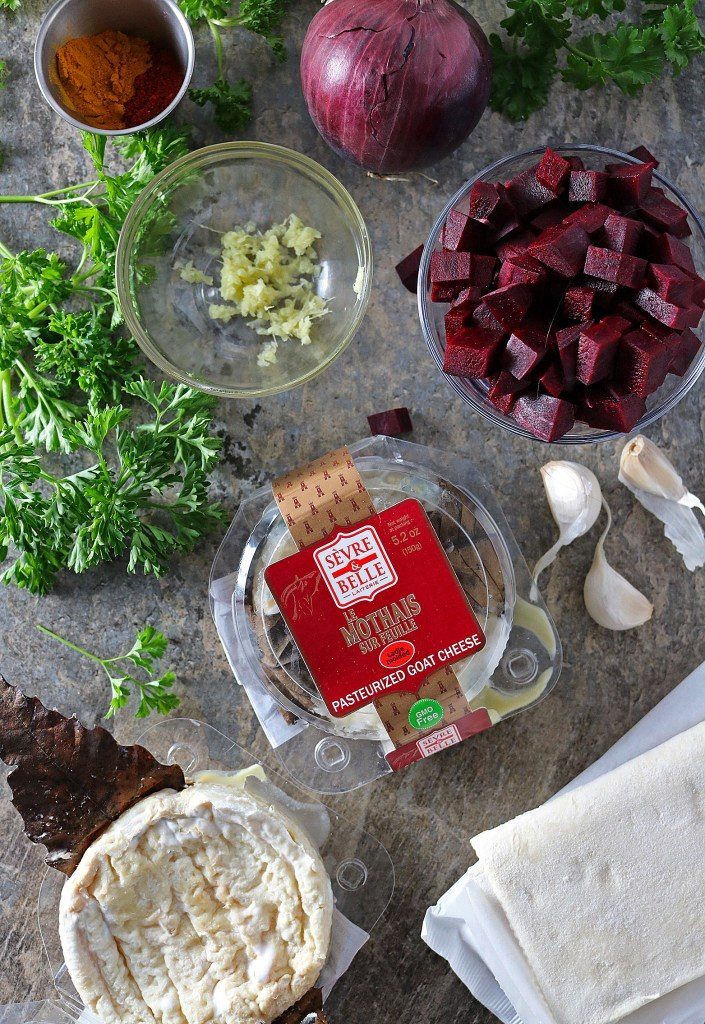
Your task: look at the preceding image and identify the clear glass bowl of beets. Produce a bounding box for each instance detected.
[417,144,705,443]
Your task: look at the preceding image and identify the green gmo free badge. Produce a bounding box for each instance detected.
[408,698,445,732]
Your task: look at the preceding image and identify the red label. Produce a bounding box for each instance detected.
[264,499,486,718]
[386,708,493,771]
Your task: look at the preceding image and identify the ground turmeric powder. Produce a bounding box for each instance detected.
[55,30,152,131]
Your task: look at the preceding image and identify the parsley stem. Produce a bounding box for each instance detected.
[208,19,226,79]
[36,624,106,666]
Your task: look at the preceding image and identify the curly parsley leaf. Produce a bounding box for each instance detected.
[189,76,253,132]
[179,0,232,21]
[490,35,560,120]
[564,23,665,92]
[36,623,181,719]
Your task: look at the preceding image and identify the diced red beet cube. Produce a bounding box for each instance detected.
[467,183,520,240]
[692,278,705,307]
[487,371,526,414]
[445,308,471,340]
[497,254,547,289]
[540,360,565,397]
[367,408,413,436]
[441,209,484,252]
[635,288,692,329]
[483,284,533,330]
[430,251,497,289]
[578,385,646,432]
[614,329,672,398]
[563,285,595,322]
[582,275,619,305]
[395,245,424,293]
[687,304,705,329]
[613,299,642,323]
[531,205,571,232]
[608,162,653,206]
[503,320,551,379]
[567,156,585,171]
[511,393,576,442]
[652,233,697,276]
[569,170,608,203]
[431,283,458,302]
[449,286,482,314]
[557,322,584,388]
[443,328,504,379]
[472,302,506,338]
[640,318,678,344]
[637,222,662,259]
[601,212,643,255]
[628,145,658,168]
[584,246,647,288]
[536,148,572,195]
[495,228,539,261]
[505,167,557,218]
[577,316,630,384]
[649,263,694,306]
[639,187,691,238]
[669,328,701,376]
[565,203,611,236]
[529,223,591,277]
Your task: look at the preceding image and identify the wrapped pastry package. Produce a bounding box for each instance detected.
[210,435,563,792]
[14,718,393,1024]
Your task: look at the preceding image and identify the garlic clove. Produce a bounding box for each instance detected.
[583,500,653,631]
[532,461,603,594]
[618,435,705,571]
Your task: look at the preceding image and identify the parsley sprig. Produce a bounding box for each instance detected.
[37,623,181,718]
[0,127,225,594]
[491,0,705,120]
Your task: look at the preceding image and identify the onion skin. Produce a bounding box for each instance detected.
[300,0,492,174]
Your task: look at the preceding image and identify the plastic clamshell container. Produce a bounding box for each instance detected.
[30,718,394,1022]
[210,435,562,793]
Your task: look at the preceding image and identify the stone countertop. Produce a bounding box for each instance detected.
[1,2,705,1021]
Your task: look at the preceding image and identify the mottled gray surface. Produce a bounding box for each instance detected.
[1,1,705,1021]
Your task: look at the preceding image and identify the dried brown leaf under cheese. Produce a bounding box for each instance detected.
[0,675,185,875]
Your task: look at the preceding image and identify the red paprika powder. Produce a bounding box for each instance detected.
[124,45,184,128]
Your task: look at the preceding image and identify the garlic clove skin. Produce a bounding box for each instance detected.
[583,500,653,631]
[532,461,603,595]
[619,436,689,503]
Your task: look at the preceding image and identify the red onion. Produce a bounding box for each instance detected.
[300,0,492,175]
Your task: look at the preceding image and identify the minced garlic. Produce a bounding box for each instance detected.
[175,260,213,286]
[180,214,329,365]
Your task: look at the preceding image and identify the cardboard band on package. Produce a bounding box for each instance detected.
[272,446,488,758]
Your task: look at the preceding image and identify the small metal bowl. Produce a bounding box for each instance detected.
[34,0,195,135]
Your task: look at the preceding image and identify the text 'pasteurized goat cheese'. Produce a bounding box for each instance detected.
[58,782,333,1024]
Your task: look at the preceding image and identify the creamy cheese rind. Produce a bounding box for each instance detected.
[59,783,333,1024]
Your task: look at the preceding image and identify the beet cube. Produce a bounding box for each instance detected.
[531,205,571,232]
[503,321,550,379]
[584,246,647,288]
[578,385,646,432]
[582,275,619,305]
[495,228,538,261]
[563,285,595,322]
[649,263,694,306]
[628,145,658,168]
[487,371,526,414]
[567,156,585,171]
[472,302,506,338]
[652,233,697,276]
[635,288,692,329]
[430,251,497,289]
[557,322,584,388]
[497,254,547,289]
[445,308,472,340]
[608,162,653,206]
[467,183,520,239]
[693,278,705,307]
[483,284,533,330]
[569,170,608,203]
[395,245,424,293]
[511,393,576,442]
[441,210,484,252]
[540,360,565,397]
[565,203,611,236]
[443,328,504,379]
[613,299,642,324]
[640,318,678,344]
[506,167,557,218]
[670,328,702,376]
[639,188,690,238]
[536,148,572,195]
[449,286,482,314]
[431,283,458,302]
[601,213,643,255]
[367,408,413,436]
[615,329,672,398]
[529,223,591,277]
[577,316,630,384]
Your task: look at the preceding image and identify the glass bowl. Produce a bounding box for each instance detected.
[116,142,372,398]
[418,144,705,444]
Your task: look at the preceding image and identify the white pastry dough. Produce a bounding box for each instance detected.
[472,718,705,1024]
[59,782,333,1024]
